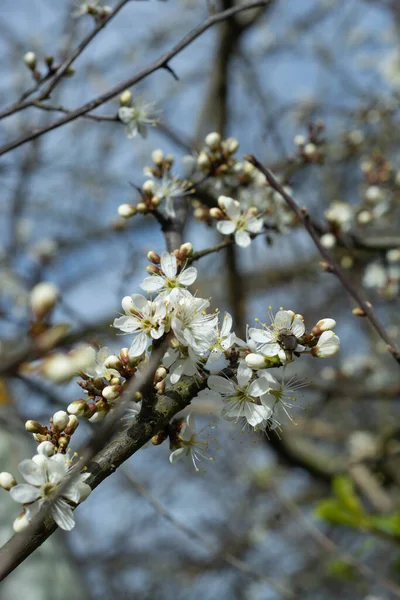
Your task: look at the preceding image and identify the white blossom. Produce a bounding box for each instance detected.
[169,413,210,471]
[118,99,158,139]
[113,294,166,357]
[256,371,307,429]
[170,292,218,354]
[140,252,197,297]
[10,454,91,531]
[163,345,203,384]
[325,201,353,231]
[207,363,272,428]
[84,346,120,381]
[208,312,236,361]
[216,196,263,248]
[151,175,193,218]
[248,310,305,361]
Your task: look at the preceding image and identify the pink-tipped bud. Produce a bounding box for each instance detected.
[311,318,337,336]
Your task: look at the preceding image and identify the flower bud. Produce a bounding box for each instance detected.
[151,149,164,165]
[13,513,31,533]
[102,385,121,401]
[194,207,208,219]
[136,202,147,213]
[151,430,168,445]
[155,379,166,394]
[311,331,340,358]
[120,348,130,364]
[57,435,70,449]
[25,420,46,434]
[30,282,59,320]
[88,409,107,423]
[104,354,122,370]
[64,66,75,77]
[118,203,136,218]
[52,410,69,432]
[294,134,306,146]
[197,151,211,169]
[119,90,132,106]
[155,366,167,382]
[311,318,336,336]
[245,353,267,369]
[41,354,74,383]
[0,472,16,490]
[33,434,47,443]
[320,233,336,249]
[45,55,54,69]
[223,137,239,154]
[210,207,224,220]
[147,250,160,264]
[179,242,193,259]
[146,264,160,275]
[352,307,366,317]
[65,414,79,434]
[37,441,56,456]
[205,132,221,150]
[142,180,155,195]
[67,399,90,417]
[304,142,317,156]
[23,51,37,70]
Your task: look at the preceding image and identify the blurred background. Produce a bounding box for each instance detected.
[0,0,399,598]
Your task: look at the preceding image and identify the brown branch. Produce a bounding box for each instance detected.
[246,155,400,366]
[0,1,271,158]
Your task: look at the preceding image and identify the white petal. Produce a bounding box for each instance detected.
[223,197,241,219]
[150,324,165,339]
[235,230,251,247]
[10,484,41,504]
[274,311,292,330]
[161,252,177,278]
[129,332,149,357]
[243,403,269,427]
[18,459,46,486]
[48,457,67,485]
[169,448,185,464]
[249,328,274,343]
[130,294,149,311]
[217,220,236,235]
[260,342,281,357]
[113,315,140,333]
[51,498,75,531]
[163,348,179,368]
[139,276,165,292]
[207,375,235,395]
[118,107,134,124]
[220,312,232,337]
[177,267,197,286]
[237,361,252,387]
[248,377,271,397]
[257,370,280,390]
[246,216,263,233]
[291,317,305,338]
[170,361,185,384]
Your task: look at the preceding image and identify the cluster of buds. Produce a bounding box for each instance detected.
[73,1,112,20]
[196,132,239,177]
[294,121,325,164]
[146,242,193,274]
[25,410,79,453]
[68,346,147,422]
[23,51,74,82]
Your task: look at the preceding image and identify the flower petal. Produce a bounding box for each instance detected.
[274,311,292,330]
[18,458,46,486]
[10,484,41,504]
[169,448,185,464]
[207,375,235,395]
[291,317,305,338]
[129,332,149,357]
[217,221,236,235]
[177,267,197,286]
[246,216,263,234]
[139,276,165,292]
[235,230,251,247]
[51,498,75,531]
[161,252,177,278]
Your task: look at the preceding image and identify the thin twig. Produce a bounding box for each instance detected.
[121,469,296,600]
[246,155,400,366]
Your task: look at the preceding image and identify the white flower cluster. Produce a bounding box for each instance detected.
[3,246,341,530]
[0,427,91,532]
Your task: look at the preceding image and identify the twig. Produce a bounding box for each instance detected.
[121,469,296,600]
[0,1,271,158]
[246,155,400,366]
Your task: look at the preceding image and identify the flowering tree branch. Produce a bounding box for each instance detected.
[0,0,271,158]
[246,155,400,366]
